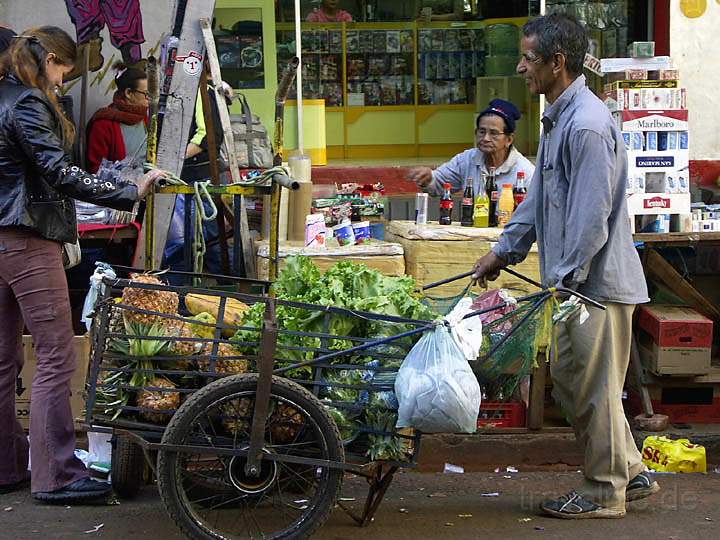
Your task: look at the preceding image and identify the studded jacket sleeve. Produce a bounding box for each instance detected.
[13,90,139,211]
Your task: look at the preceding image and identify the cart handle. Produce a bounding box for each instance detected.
[422,267,605,311]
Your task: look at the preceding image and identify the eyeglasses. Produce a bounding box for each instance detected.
[476,128,508,140]
[131,89,149,98]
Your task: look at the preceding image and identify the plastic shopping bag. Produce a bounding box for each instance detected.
[395,323,481,433]
[641,436,707,473]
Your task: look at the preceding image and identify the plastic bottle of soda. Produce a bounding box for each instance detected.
[486,167,498,227]
[439,183,453,225]
[498,183,515,227]
[460,181,474,227]
[513,171,528,208]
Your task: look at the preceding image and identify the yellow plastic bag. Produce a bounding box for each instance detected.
[641,436,707,473]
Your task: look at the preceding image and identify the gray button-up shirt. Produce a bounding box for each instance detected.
[493,75,648,304]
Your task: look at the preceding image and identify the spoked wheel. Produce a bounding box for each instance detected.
[157,374,344,540]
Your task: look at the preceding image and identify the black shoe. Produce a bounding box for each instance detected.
[540,491,626,519]
[626,471,661,502]
[33,478,112,503]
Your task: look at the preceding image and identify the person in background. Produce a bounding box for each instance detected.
[86,62,148,173]
[408,98,535,206]
[307,0,353,22]
[416,0,464,21]
[0,26,163,503]
[472,14,658,519]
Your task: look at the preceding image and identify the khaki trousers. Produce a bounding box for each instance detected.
[551,303,645,508]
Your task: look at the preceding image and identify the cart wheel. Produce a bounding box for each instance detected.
[157,374,344,540]
[111,435,146,499]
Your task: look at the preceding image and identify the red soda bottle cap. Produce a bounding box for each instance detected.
[443,183,451,189]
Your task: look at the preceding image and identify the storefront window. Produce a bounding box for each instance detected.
[215,8,265,89]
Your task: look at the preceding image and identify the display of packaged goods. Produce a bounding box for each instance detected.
[419,29,432,52]
[622,132,631,149]
[391,55,410,76]
[322,82,343,107]
[380,80,397,105]
[436,53,449,79]
[614,109,689,132]
[320,55,339,81]
[302,55,320,81]
[625,69,648,80]
[359,30,373,52]
[606,88,687,111]
[659,69,679,80]
[448,53,461,80]
[372,31,387,52]
[646,131,658,151]
[329,30,342,51]
[601,27,618,58]
[368,54,388,77]
[445,29,460,51]
[386,30,400,53]
[629,41,655,58]
[347,57,367,80]
[346,30,359,53]
[458,29,474,50]
[362,82,381,106]
[431,29,444,50]
[400,30,414,52]
[605,79,679,91]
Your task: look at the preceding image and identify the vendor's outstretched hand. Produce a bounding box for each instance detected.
[407,166,433,189]
[136,169,167,199]
[472,252,505,288]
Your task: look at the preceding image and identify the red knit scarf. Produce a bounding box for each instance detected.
[90,92,147,125]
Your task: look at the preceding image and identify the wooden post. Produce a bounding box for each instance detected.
[78,44,90,169]
[198,67,231,275]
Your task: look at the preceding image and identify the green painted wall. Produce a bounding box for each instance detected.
[216,0,278,138]
[347,110,416,146]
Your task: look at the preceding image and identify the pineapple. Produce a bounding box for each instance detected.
[198,342,250,375]
[162,317,200,371]
[137,377,180,424]
[220,397,254,435]
[270,402,305,444]
[121,274,179,326]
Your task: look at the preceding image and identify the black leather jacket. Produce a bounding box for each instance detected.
[0,74,139,244]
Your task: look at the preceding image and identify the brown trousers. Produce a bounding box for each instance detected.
[551,303,645,508]
[0,228,87,493]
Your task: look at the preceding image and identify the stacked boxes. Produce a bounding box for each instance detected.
[637,305,713,376]
[602,52,692,232]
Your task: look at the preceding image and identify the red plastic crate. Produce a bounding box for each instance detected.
[477,401,526,428]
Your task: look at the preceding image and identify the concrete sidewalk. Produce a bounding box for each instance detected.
[1,471,717,539]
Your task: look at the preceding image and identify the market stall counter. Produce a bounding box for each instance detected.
[255,239,405,280]
[385,220,541,297]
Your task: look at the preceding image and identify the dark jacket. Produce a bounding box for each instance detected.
[0,74,138,243]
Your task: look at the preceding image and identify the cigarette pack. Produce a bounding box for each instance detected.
[631,132,644,151]
[625,69,648,80]
[622,132,631,149]
[667,131,678,150]
[646,131,658,151]
[680,131,689,149]
[659,69,679,80]
[629,41,655,58]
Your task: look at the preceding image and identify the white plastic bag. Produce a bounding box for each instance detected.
[446,297,484,361]
[395,323,481,433]
[81,263,116,331]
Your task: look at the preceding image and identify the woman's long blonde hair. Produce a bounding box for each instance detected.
[0,26,77,145]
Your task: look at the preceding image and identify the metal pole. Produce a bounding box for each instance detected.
[538,0,546,125]
[294,0,304,154]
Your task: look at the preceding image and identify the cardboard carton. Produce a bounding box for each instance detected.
[16,335,90,430]
[638,305,714,348]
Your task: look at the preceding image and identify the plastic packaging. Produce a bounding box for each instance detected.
[352,221,371,244]
[395,323,481,433]
[333,220,356,246]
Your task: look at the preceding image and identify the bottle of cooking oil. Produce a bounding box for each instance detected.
[498,183,515,227]
[473,175,490,228]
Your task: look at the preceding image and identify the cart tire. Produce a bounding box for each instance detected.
[157,374,344,540]
[111,435,145,499]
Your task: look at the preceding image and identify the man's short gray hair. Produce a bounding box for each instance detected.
[523,14,589,76]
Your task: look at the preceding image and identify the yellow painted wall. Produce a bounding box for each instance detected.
[418,109,476,145]
[216,0,278,137]
[326,111,345,146]
[283,100,327,151]
[346,110,416,146]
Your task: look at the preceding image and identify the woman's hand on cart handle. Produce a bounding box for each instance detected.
[472,252,505,288]
[136,169,168,199]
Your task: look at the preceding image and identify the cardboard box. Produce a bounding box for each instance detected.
[626,192,691,216]
[605,89,686,112]
[16,335,90,430]
[613,109,689,132]
[638,338,711,376]
[638,305,714,348]
[629,41,655,58]
[604,79,679,92]
[659,69,679,80]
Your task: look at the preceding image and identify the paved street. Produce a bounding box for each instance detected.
[1,470,718,539]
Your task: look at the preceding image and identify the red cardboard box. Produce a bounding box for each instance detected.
[638,305,713,348]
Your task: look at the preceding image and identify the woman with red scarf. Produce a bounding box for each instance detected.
[86,62,147,173]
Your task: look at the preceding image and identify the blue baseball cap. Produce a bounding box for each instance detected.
[477,99,522,134]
